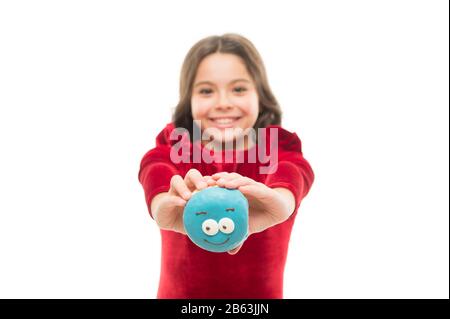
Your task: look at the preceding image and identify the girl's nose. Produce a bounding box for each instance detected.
[215,92,233,110]
[215,104,233,111]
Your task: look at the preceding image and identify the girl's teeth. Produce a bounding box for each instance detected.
[214,118,235,124]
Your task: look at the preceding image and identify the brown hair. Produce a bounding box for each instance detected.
[172,33,281,137]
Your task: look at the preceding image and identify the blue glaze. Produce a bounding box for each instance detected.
[183,187,249,253]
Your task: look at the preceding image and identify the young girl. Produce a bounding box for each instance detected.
[138,33,314,299]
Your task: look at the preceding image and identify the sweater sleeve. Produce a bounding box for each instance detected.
[264,128,314,210]
[138,124,179,219]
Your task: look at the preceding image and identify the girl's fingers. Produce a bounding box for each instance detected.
[223,177,254,189]
[185,169,208,191]
[212,172,241,180]
[170,175,191,200]
[203,175,216,186]
[212,172,227,180]
[168,195,187,207]
[212,172,229,186]
[213,172,243,186]
[238,183,268,199]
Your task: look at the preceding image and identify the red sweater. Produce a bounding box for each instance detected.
[138,123,314,298]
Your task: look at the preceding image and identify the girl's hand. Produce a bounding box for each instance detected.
[151,169,215,234]
[212,172,295,254]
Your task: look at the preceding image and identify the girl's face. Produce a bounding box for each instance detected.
[191,53,259,147]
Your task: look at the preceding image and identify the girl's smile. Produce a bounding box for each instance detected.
[207,116,242,129]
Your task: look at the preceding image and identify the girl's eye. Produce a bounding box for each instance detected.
[233,87,247,93]
[199,88,213,95]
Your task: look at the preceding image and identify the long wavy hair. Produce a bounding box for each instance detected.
[172,33,282,139]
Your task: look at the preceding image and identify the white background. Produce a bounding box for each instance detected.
[0,0,448,299]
